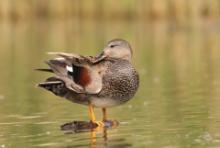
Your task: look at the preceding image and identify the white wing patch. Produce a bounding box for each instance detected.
[66,65,73,73]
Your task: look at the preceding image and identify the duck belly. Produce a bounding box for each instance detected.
[91,97,121,108]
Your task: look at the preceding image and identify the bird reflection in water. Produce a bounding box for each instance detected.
[61,120,131,148]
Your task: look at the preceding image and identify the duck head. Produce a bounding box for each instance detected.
[98,39,133,62]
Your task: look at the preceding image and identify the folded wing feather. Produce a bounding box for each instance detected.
[38,52,104,95]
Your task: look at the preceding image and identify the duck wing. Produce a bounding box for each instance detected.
[37,52,105,94]
[47,52,106,64]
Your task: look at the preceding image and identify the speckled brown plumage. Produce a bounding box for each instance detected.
[97,58,139,106]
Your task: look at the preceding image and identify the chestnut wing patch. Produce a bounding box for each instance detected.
[67,64,102,94]
[68,65,91,87]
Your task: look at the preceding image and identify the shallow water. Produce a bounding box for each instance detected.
[0,19,220,147]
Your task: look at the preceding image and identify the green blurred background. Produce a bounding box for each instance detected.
[1,0,220,22]
[0,1,220,148]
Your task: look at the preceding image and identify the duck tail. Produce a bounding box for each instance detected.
[45,58,69,77]
[37,77,67,97]
[35,68,53,73]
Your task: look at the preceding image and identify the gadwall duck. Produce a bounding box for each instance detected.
[37,39,139,127]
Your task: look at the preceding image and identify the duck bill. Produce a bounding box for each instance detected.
[96,51,107,61]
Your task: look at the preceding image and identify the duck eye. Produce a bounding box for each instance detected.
[110,44,118,48]
[110,45,115,48]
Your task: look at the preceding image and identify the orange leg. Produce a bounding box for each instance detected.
[88,103,96,122]
[102,108,119,128]
[102,108,107,121]
[88,103,104,127]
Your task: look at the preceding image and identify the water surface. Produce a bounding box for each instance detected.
[0,19,220,147]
